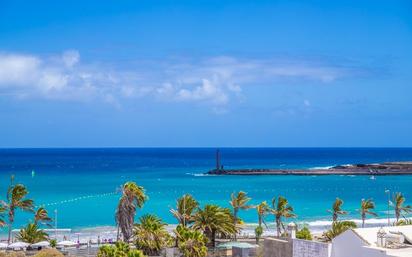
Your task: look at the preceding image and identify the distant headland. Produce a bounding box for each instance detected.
[207,150,412,175]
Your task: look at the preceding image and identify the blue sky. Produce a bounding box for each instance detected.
[0,0,411,147]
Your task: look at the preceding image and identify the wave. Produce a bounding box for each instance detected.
[309,165,335,170]
[185,172,214,177]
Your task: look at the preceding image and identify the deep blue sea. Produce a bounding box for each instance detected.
[1,148,412,234]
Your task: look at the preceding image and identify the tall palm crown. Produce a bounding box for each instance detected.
[271,196,296,237]
[34,207,52,227]
[192,204,237,247]
[230,191,252,240]
[328,198,347,222]
[134,214,171,256]
[170,194,199,227]
[360,199,377,228]
[1,181,34,243]
[116,182,147,242]
[256,201,269,228]
[392,192,412,222]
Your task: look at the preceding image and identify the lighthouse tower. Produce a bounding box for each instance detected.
[216,149,221,171]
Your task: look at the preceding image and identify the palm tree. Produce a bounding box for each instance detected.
[323,221,357,241]
[328,198,347,222]
[1,178,34,243]
[175,225,208,257]
[134,214,172,255]
[229,191,252,240]
[170,194,199,227]
[392,192,412,222]
[192,204,237,247]
[360,199,377,228]
[34,207,53,227]
[115,182,147,242]
[270,196,296,237]
[16,223,48,244]
[255,201,269,243]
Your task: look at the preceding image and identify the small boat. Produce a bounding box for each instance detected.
[370,175,376,180]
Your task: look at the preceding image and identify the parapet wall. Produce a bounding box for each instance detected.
[264,237,331,257]
[264,238,293,257]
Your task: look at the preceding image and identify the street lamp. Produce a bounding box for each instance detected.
[54,209,58,239]
[385,190,390,226]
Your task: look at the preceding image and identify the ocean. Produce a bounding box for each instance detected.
[1,147,412,238]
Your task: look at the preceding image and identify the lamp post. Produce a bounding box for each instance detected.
[385,190,390,226]
[54,209,58,239]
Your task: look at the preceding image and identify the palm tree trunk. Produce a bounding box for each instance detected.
[362,214,365,228]
[7,223,12,244]
[212,230,216,247]
[396,209,400,223]
[234,209,238,241]
[276,218,281,237]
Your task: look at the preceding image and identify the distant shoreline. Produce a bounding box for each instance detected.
[207,161,412,175]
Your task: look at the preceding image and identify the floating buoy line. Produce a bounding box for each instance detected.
[36,191,118,208]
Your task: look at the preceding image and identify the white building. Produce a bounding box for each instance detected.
[331,225,412,257]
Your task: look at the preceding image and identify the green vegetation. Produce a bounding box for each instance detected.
[230,191,253,240]
[360,199,377,228]
[49,239,57,248]
[34,207,53,227]
[97,242,145,257]
[328,198,347,222]
[296,226,312,240]
[192,204,237,247]
[255,201,269,243]
[116,182,147,242]
[16,223,48,244]
[323,221,357,241]
[133,214,172,255]
[170,194,199,227]
[392,192,412,223]
[270,196,296,237]
[1,176,34,243]
[395,219,412,226]
[175,225,207,257]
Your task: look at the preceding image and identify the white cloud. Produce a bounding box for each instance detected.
[0,50,360,109]
[0,54,40,87]
[62,50,80,68]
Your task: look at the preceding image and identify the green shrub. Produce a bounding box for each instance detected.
[296,226,312,240]
[97,242,145,257]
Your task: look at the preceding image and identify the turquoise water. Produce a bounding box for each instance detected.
[0,148,412,232]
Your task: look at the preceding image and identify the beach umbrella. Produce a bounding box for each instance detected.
[31,241,50,247]
[0,242,8,249]
[8,241,30,249]
[57,240,77,247]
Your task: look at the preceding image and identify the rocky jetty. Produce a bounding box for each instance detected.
[206,161,412,175]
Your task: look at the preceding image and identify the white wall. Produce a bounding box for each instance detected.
[293,238,331,257]
[331,230,369,257]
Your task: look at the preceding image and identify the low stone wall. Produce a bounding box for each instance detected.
[264,238,293,257]
[263,237,331,257]
[292,238,331,257]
